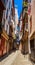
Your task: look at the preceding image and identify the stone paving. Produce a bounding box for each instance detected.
[0,50,19,65]
[12,51,35,65]
[0,50,35,65]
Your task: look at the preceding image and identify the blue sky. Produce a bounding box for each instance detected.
[14,0,23,18]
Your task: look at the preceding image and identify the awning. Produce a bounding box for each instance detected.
[1,29,9,41]
[29,30,35,40]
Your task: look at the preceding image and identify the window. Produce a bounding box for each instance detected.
[4,0,5,3]
[7,0,8,2]
[6,25,8,33]
[6,9,8,19]
[0,22,2,33]
[2,18,5,28]
[23,1,28,7]
[24,0,28,2]
[3,0,7,6]
[8,16,11,24]
[9,2,10,9]
[25,23,28,31]
[28,0,31,3]
[2,10,5,28]
[9,1,11,9]
[30,39,34,49]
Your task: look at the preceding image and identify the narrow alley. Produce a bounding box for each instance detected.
[0,0,35,65]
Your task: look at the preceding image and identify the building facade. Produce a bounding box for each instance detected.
[28,0,35,61]
[21,0,28,54]
[0,0,14,57]
[0,0,7,57]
